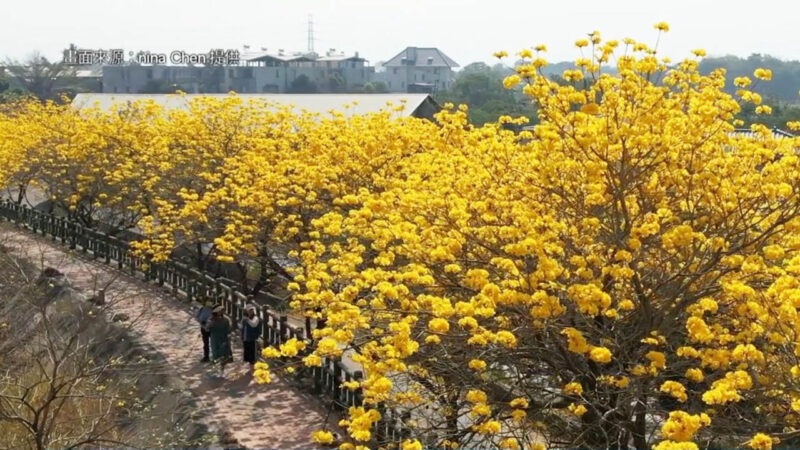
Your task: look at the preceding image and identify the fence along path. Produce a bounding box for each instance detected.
[0,200,412,447]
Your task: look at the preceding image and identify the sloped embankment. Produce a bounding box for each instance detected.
[0,248,221,449]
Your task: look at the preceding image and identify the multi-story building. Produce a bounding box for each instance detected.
[241,49,373,93]
[102,49,374,94]
[378,47,459,94]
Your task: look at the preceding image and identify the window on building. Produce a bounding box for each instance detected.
[434,68,439,75]
[276,69,279,77]
[393,68,398,75]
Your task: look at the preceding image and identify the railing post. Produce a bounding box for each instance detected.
[214,279,222,303]
[278,316,288,345]
[68,222,77,250]
[258,305,268,349]
[157,263,165,286]
[91,229,97,255]
[333,362,343,406]
[312,363,322,394]
[80,226,88,253]
[104,234,111,264]
[187,276,195,303]
[353,371,364,406]
[171,264,179,295]
[59,217,66,244]
[215,280,223,308]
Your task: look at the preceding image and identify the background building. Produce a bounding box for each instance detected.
[101,46,458,95]
[102,49,375,94]
[378,47,459,94]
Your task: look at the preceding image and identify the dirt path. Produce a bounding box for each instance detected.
[1,224,334,449]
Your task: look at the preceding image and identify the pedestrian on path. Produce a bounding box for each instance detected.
[241,305,261,367]
[195,297,213,362]
[207,305,233,376]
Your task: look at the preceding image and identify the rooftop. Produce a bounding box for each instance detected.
[71,93,439,119]
[729,128,795,140]
[241,48,365,64]
[384,47,459,68]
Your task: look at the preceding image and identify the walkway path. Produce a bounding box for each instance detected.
[1,224,334,449]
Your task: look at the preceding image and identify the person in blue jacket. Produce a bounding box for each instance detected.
[194,298,213,362]
[241,305,261,367]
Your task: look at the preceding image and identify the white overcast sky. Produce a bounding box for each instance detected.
[2,0,798,66]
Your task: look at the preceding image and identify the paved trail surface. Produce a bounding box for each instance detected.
[1,225,333,449]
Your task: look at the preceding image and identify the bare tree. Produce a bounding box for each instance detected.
[4,52,75,102]
[0,246,205,450]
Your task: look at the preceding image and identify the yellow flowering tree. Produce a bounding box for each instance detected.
[130,96,304,271]
[0,100,72,205]
[288,29,800,449]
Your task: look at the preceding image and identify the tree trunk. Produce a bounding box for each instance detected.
[195,242,205,270]
[16,184,26,205]
[236,262,250,292]
[632,395,647,450]
[249,260,270,296]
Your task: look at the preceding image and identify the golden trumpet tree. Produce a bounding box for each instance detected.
[0,100,72,205]
[130,96,286,269]
[203,109,443,292]
[281,30,800,450]
[0,100,167,232]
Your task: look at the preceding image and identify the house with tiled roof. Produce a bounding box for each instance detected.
[379,47,459,94]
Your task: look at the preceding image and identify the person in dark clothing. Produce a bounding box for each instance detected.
[195,298,213,362]
[207,305,233,376]
[241,305,261,367]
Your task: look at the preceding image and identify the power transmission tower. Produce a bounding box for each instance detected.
[307,14,315,54]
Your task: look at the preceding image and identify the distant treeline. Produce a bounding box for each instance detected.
[437,54,800,129]
[698,54,800,103]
